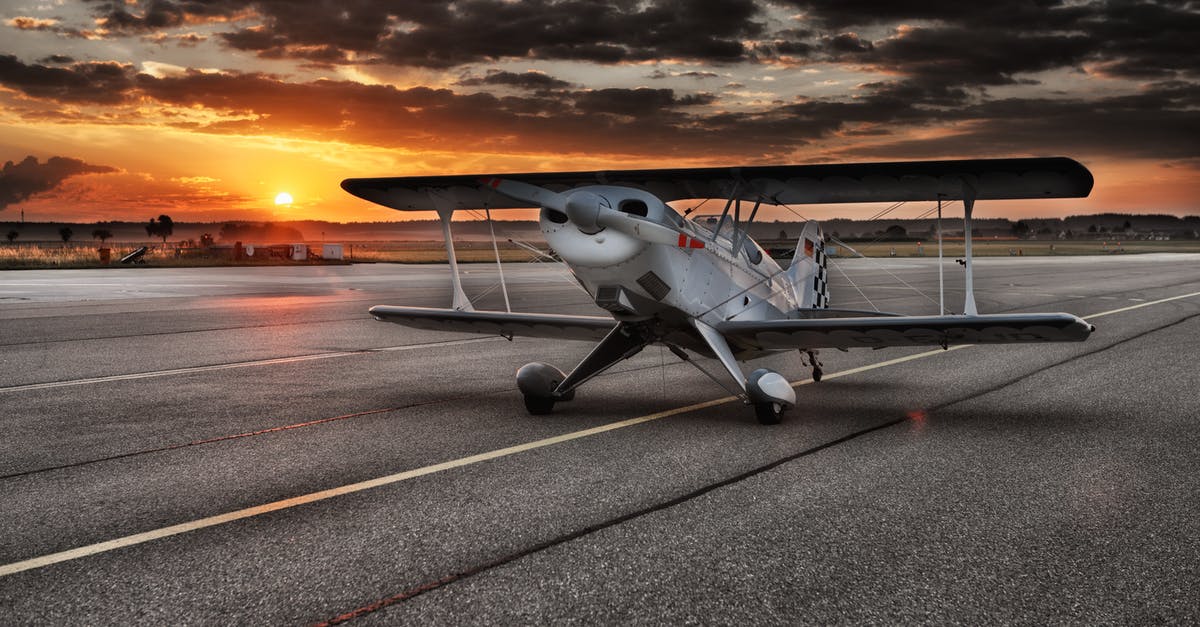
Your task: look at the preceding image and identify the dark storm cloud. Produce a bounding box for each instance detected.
[79,0,765,67]
[59,0,1199,89]
[0,57,731,154]
[572,88,687,116]
[217,26,285,51]
[456,70,573,90]
[87,0,246,32]
[834,80,1200,161]
[0,156,116,209]
[956,81,1200,159]
[370,0,763,67]
[786,0,1199,82]
[1,55,1195,161]
[647,69,723,81]
[781,0,1092,30]
[823,32,872,54]
[0,55,136,104]
[1083,0,1200,80]
[857,26,1095,88]
[746,29,815,61]
[91,0,187,31]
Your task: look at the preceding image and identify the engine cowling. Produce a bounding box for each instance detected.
[540,204,649,268]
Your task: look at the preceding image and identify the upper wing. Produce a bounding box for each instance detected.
[369,306,615,341]
[719,313,1094,351]
[342,157,1092,211]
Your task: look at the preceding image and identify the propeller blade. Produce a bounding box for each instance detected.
[478,177,704,249]
[478,177,568,211]
[596,211,705,249]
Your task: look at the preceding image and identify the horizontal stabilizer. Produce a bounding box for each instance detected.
[369,306,615,341]
[718,313,1094,350]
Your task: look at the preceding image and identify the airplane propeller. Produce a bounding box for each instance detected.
[479,177,701,248]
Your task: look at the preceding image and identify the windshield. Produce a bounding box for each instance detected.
[689,213,743,242]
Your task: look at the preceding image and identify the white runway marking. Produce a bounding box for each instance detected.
[1,290,1197,578]
[1083,291,1200,318]
[0,337,503,394]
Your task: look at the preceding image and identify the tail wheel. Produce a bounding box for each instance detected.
[755,402,784,425]
[524,395,556,415]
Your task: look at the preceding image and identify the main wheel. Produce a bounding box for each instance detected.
[812,366,823,382]
[524,394,556,415]
[755,402,784,425]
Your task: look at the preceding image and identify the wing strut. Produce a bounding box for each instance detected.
[961,180,978,316]
[692,319,748,399]
[937,195,945,316]
[437,208,473,311]
[711,179,741,241]
[424,185,473,311]
[732,197,762,255]
[692,319,797,412]
[484,206,511,312]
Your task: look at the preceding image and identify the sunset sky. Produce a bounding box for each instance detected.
[0,0,1196,223]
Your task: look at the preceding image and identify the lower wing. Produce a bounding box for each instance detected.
[369,306,615,341]
[718,313,1094,350]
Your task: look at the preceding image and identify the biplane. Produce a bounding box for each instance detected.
[342,157,1095,424]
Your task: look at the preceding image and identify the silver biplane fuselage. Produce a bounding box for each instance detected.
[541,185,801,342]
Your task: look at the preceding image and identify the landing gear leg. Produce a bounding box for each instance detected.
[516,322,649,416]
[692,320,796,424]
[802,349,823,382]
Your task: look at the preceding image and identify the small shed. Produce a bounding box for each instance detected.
[321,244,344,260]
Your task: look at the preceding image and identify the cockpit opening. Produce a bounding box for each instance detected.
[618,199,649,217]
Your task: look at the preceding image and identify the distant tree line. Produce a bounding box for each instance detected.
[145,215,174,243]
[218,221,304,242]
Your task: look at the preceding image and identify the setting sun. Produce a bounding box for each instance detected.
[274,192,294,206]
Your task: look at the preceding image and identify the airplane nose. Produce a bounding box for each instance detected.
[564,192,603,234]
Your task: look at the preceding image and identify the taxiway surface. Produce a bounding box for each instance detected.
[1,255,1198,624]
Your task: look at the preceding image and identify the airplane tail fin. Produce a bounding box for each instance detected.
[786,220,829,309]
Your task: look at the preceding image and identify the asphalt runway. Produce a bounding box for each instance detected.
[1,255,1198,624]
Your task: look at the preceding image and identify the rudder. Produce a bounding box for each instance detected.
[786,221,829,309]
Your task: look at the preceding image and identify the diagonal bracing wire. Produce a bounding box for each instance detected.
[776,199,951,313]
[459,208,589,304]
[827,256,878,311]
